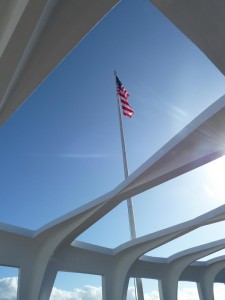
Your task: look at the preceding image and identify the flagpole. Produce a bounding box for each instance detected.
[114,71,144,300]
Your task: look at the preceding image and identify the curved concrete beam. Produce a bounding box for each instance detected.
[158,240,225,300]
[35,94,225,242]
[39,204,225,300]
[1,96,225,299]
[0,203,224,300]
[215,267,225,283]
[28,95,225,298]
[47,204,225,300]
[18,201,107,300]
[197,256,225,300]
[118,94,225,199]
[0,0,119,125]
[101,207,225,300]
[46,242,225,284]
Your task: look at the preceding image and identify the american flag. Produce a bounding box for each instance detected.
[116,75,134,118]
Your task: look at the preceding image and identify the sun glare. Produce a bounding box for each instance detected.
[204,156,225,200]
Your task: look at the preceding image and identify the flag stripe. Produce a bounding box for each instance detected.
[121,99,129,105]
[116,75,134,118]
[122,105,134,114]
[118,90,129,97]
[123,112,132,117]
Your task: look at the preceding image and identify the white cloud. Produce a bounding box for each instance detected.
[213,283,225,300]
[1,277,225,300]
[177,287,199,300]
[0,277,17,300]
[50,285,102,300]
[52,286,160,300]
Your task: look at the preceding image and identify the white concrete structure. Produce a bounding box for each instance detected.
[1,1,225,300]
[0,96,225,299]
[158,240,225,300]
[0,0,119,125]
[150,0,225,76]
[197,256,225,300]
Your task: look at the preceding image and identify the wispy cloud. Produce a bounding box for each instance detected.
[58,153,108,159]
[168,104,189,121]
[27,153,109,159]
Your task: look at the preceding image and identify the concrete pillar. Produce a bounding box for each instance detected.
[158,240,225,300]
[197,256,225,300]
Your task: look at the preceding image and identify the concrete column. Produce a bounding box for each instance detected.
[16,202,106,300]
[197,280,214,300]
[158,240,225,300]
[197,256,225,300]
[101,206,225,300]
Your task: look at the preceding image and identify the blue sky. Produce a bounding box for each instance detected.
[1,0,225,298]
